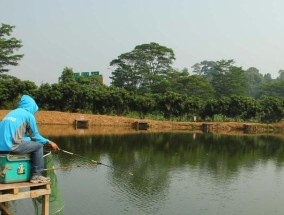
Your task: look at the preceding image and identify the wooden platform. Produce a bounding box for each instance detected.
[133,121,150,130]
[75,118,90,129]
[202,123,217,132]
[244,124,258,133]
[0,182,51,215]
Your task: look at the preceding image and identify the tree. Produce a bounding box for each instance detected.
[167,69,214,98]
[258,96,284,122]
[264,73,272,82]
[130,93,157,119]
[157,91,186,118]
[0,24,24,73]
[184,97,204,119]
[36,83,53,110]
[192,60,217,80]
[260,79,284,98]
[109,88,132,115]
[210,60,248,97]
[200,98,219,120]
[0,74,38,109]
[278,70,284,81]
[192,59,248,97]
[182,75,214,99]
[192,59,235,80]
[18,80,38,96]
[244,67,264,98]
[77,75,103,88]
[49,83,63,110]
[0,74,22,108]
[59,67,76,84]
[226,96,260,120]
[92,87,112,114]
[73,84,94,113]
[110,42,175,93]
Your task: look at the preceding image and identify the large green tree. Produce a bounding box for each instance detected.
[59,67,76,83]
[167,68,214,98]
[0,74,37,109]
[192,60,217,76]
[244,67,264,98]
[130,93,157,119]
[0,74,22,108]
[192,59,249,97]
[157,91,186,118]
[278,70,284,81]
[212,66,248,97]
[0,24,24,73]
[260,79,284,98]
[180,76,214,98]
[110,42,175,93]
[259,96,284,122]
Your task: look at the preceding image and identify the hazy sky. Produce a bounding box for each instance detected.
[1,0,283,85]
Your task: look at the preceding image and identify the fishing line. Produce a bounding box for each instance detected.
[59,149,134,175]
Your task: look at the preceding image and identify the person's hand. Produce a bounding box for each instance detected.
[48,141,60,151]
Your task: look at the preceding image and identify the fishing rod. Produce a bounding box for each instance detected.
[60,149,98,163]
[43,163,98,171]
[59,149,134,175]
[44,148,133,175]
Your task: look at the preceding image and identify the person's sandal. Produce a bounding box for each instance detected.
[30,175,50,183]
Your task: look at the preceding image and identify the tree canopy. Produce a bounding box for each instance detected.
[110,42,175,93]
[0,23,24,73]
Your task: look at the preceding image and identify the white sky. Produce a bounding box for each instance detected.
[1,0,283,85]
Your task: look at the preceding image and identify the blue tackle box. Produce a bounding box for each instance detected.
[0,153,31,183]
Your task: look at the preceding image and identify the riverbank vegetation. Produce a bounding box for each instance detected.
[1,68,283,123]
[0,23,283,123]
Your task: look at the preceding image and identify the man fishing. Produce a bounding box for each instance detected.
[0,95,60,183]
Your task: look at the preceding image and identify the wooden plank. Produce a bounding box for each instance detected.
[0,202,12,215]
[0,189,51,202]
[30,190,40,198]
[0,182,49,191]
[31,184,50,191]
[3,188,19,195]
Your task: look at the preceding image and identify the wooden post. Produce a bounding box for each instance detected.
[0,202,12,215]
[42,194,49,215]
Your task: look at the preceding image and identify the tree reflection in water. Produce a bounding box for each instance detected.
[50,132,284,213]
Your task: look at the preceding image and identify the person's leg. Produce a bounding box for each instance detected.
[12,141,44,176]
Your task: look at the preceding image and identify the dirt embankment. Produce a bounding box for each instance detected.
[0,110,283,135]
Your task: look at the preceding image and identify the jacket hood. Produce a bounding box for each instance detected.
[18,95,39,114]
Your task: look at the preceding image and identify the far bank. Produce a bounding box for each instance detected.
[0,110,283,134]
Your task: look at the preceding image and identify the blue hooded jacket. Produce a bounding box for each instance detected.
[0,95,49,151]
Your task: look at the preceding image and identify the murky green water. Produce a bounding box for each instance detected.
[8,132,284,215]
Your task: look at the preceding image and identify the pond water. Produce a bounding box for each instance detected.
[7,131,284,215]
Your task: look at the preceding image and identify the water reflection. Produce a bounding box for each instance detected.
[47,132,284,214]
[54,133,284,173]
